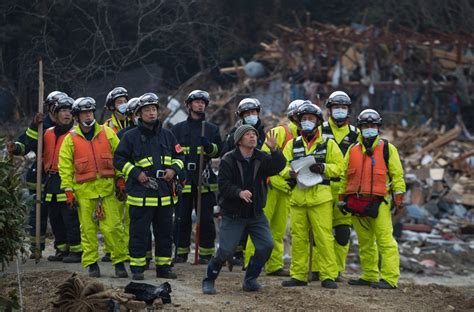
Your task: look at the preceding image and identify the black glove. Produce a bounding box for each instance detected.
[200,136,213,154]
[309,163,325,174]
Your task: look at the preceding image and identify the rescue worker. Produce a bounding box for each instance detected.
[59,97,129,278]
[221,98,266,265]
[312,91,360,281]
[113,92,185,280]
[27,96,82,262]
[104,87,130,133]
[102,87,130,262]
[280,101,343,289]
[171,90,221,264]
[339,109,405,289]
[202,125,286,294]
[243,99,303,275]
[117,97,140,139]
[7,91,67,258]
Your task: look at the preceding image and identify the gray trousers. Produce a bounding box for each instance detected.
[215,214,274,265]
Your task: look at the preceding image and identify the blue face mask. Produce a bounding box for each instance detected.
[332,108,348,120]
[117,104,127,114]
[362,128,378,138]
[244,115,258,126]
[301,120,316,132]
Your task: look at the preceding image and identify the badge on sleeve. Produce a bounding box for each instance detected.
[175,144,183,153]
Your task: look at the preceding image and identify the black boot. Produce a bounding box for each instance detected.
[281,278,308,287]
[47,249,68,262]
[174,253,188,263]
[101,253,111,262]
[156,265,177,279]
[199,255,211,265]
[242,258,264,292]
[130,265,145,280]
[88,262,101,278]
[62,252,82,263]
[115,262,129,278]
[202,258,222,295]
[321,279,338,289]
[371,279,397,289]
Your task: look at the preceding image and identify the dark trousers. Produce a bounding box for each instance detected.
[214,214,274,265]
[47,198,81,248]
[28,191,48,250]
[129,205,173,266]
[175,191,216,255]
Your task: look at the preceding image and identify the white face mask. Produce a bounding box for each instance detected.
[81,119,96,127]
[332,108,348,120]
[301,120,316,132]
[117,104,127,114]
[362,128,378,138]
[244,115,258,126]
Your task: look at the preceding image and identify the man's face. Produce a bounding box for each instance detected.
[239,130,258,148]
[360,123,379,130]
[78,110,95,124]
[114,97,128,108]
[56,108,72,126]
[139,105,158,123]
[190,99,206,113]
[241,109,258,119]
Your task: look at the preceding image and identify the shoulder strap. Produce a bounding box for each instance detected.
[321,122,334,142]
[382,139,390,167]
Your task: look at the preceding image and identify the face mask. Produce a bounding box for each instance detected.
[301,120,316,132]
[244,115,258,126]
[362,128,378,138]
[332,108,348,120]
[81,119,96,127]
[117,104,127,114]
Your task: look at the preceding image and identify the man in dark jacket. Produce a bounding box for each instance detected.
[202,125,286,294]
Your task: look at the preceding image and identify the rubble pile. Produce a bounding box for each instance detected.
[384,123,474,275]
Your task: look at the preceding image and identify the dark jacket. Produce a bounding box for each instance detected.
[220,119,266,156]
[117,124,136,140]
[113,120,184,201]
[218,147,286,218]
[171,115,221,187]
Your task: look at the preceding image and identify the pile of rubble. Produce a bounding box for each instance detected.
[382,121,474,275]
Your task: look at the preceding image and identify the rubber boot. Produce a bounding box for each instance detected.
[348,278,372,286]
[242,258,264,292]
[62,252,82,263]
[47,249,68,262]
[156,265,177,279]
[174,253,188,263]
[281,278,308,287]
[371,279,397,289]
[115,262,129,278]
[88,262,101,278]
[321,279,338,289]
[202,258,222,295]
[131,265,145,280]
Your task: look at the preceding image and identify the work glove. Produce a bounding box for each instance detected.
[65,190,78,210]
[33,112,44,126]
[115,177,127,201]
[394,193,404,210]
[200,136,213,154]
[309,163,325,174]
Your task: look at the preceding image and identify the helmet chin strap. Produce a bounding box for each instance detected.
[81,119,96,127]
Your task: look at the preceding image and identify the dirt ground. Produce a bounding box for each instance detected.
[1,252,474,312]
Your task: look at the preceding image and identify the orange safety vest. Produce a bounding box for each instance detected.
[281,125,293,150]
[71,126,115,183]
[43,127,68,173]
[345,140,388,196]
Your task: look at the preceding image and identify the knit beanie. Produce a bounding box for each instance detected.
[234,124,258,145]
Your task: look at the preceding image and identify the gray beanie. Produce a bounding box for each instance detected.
[234,124,258,145]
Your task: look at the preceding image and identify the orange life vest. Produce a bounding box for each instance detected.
[43,127,68,173]
[281,125,294,150]
[345,140,388,196]
[71,126,115,183]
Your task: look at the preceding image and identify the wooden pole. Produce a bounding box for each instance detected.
[194,121,206,265]
[35,59,44,263]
